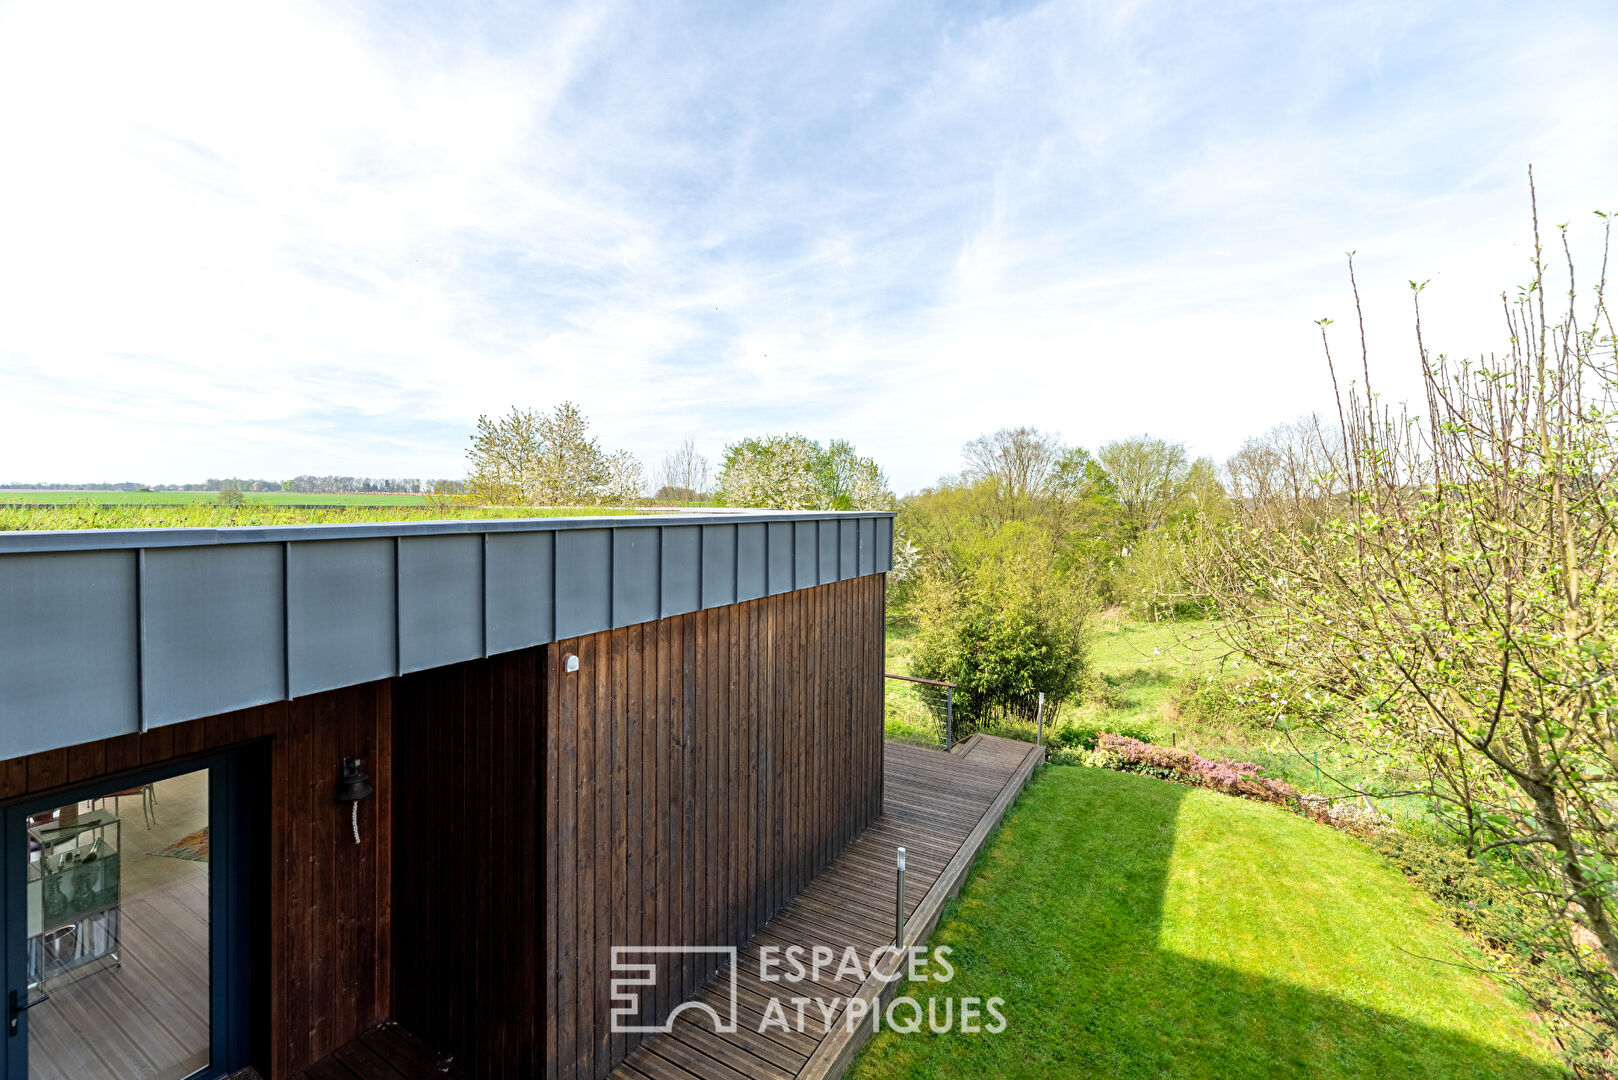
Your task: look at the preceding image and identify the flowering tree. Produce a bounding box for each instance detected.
[715,434,891,510]
[465,402,645,505]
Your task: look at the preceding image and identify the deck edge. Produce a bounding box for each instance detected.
[795,737,1046,1080]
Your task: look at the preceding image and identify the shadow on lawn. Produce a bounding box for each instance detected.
[852,769,1561,1080]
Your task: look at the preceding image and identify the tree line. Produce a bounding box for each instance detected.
[889,427,1225,728]
[884,185,1618,1069]
[459,403,893,510]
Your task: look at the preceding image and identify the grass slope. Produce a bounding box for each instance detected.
[850,767,1561,1080]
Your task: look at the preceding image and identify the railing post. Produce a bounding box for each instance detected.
[896,846,906,946]
[1036,691,1045,746]
[945,686,954,750]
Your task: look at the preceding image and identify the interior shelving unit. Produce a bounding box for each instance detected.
[26,810,122,988]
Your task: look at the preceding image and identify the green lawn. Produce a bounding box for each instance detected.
[1065,617,1217,734]
[850,767,1562,1079]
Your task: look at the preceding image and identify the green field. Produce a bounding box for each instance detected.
[0,502,659,532]
[0,490,440,506]
[850,767,1561,1079]
[886,616,1423,813]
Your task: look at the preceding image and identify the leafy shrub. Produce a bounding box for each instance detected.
[1296,792,1387,832]
[1096,733,1298,807]
[1080,747,1123,769]
[1047,720,1154,752]
[986,717,1040,743]
[1095,683,1136,711]
[912,521,1089,724]
[1046,745,1086,767]
[1370,832,1526,940]
[1108,522,1219,621]
[1045,730,1146,767]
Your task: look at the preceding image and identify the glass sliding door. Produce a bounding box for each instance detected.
[6,760,240,1080]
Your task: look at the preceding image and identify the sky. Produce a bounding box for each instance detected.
[1,0,1616,494]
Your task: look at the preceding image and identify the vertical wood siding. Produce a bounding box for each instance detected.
[543,574,885,1080]
[0,685,395,1079]
[391,645,548,1079]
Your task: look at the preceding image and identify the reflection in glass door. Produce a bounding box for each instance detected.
[20,767,212,1080]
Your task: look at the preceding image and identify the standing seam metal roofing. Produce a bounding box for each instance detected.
[0,511,894,761]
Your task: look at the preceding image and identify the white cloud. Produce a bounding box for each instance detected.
[0,0,1615,491]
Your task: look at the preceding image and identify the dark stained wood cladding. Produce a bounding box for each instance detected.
[0,685,394,1079]
[547,573,885,1080]
[0,572,883,1080]
[391,645,547,1079]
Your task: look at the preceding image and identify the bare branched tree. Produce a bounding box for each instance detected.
[1223,417,1343,527]
[960,427,1066,503]
[1097,435,1193,528]
[653,436,712,501]
[1191,174,1618,1038]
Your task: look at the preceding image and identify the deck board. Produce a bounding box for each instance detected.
[607,735,1043,1080]
[291,1021,468,1080]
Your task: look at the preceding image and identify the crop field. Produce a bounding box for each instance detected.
[0,502,660,531]
[0,490,440,506]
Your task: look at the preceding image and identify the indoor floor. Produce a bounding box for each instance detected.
[26,768,211,1080]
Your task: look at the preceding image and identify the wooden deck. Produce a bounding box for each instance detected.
[611,734,1044,1080]
[292,1020,468,1080]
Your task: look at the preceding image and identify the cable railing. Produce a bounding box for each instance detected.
[883,675,1050,750]
[883,673,957,749]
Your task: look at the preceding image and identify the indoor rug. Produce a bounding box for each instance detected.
[149,827,209,862]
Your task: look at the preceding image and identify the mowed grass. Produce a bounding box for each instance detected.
[850,767,1562,1080]
[1064,616,1216,732]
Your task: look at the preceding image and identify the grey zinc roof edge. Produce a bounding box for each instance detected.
[0,508,896,554]
[0,509,896,757]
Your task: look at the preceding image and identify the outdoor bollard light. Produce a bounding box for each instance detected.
[896,846,906,947]
[337,757,375,845]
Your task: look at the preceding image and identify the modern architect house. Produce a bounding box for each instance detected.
[0,511,895,1080]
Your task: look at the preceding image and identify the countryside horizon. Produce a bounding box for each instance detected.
[4,3,1617,493]
[2,5,1616,1080]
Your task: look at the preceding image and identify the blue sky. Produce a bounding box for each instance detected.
[2,0,1615,492]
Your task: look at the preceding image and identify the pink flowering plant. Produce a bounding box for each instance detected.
[1096,733,1298,807]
